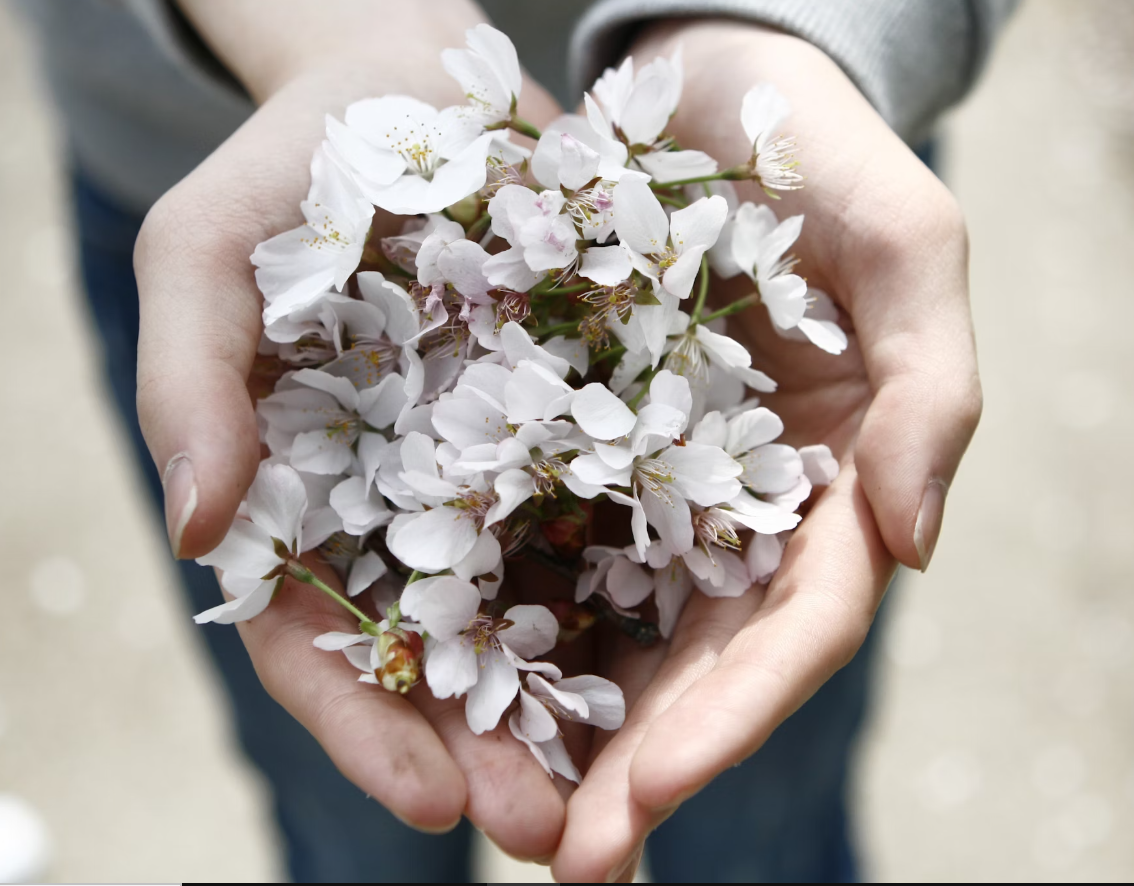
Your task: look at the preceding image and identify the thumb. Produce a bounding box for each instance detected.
[849,189,983,571]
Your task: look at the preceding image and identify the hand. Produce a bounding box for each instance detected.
[133,0,569,858]
[551,21,982,881]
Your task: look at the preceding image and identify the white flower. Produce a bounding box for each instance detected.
[510,673,625,782]
[381,214,463,273]
[591,51,682,149]
[194,463,312,624]
[258,368,406,475]
[252,145,374,325]
[741,83,802,192]
[399,576,559,733]
[773,287,849,355]
[326,96,493,215]
[728,202,809,332]
[442,24,523,125]
[613,177,728,300]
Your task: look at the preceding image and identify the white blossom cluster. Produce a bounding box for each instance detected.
[193,25,846,781]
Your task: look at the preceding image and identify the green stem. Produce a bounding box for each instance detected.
[465,213,492,242]
[531,278,593,298]
[649,172,728,189]
[406,570,425,585]
[508,116,542,140]
[690,255,711,324]
[698,292,760,325]
[592,344,627,365]
[285,561,377,632]
[654,192,688,209]
[625,366,660,409]
[529,319,579,339]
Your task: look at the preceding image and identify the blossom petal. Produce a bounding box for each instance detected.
[797,317,849,355]
[425,637,479,699]
[387,508,479,572]
[554,675,626,729]
[313,631,372,651]
[653,557,693,638]
[197,519,281,578]
[289,430,353,475]
[193,580,276,625]
[746,531,786,584]
[346,550,388,598]
[800,444,840,486]
[726,407,783,454]
[613,176,669,255]
[670,195,728,254]
[579,244,632,286]
[400,575,480,641]
[606,556,655,608]
[741,83,791,148]
[619,73,675,145]
[518,688,559,742]
[641,485,694,555]
[246,463,308,549]
[498,604,558,658]
[465,647,519,734]
[484,469,535,527]
[452,529,502,583]
[571,383,637,440]
[743,443,805,495]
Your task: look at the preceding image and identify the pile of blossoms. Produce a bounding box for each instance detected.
[194,25,846,782]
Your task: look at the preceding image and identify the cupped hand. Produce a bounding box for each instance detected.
[132,2,571,859]
[552,21,982,882]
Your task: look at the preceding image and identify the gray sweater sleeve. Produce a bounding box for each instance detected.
[570,0,1019,143]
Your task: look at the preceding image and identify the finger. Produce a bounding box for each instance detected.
[135,81,337,560]
[627,466,894,812]
[410,690,568,862]
[234,568,468,832]
[551,631,691,883]
[841,177,983,571]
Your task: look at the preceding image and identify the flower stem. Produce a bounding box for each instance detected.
[654,192,688,209]
[625,367,659,409]
[690,255,711,324]
[530,319,579,339]
[648,165,748,190]
[406,570,425,585]
[508,116,542,140]
[698,292,760,325]
[284,561,377,631]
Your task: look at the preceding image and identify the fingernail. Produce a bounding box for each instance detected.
[913,479,948,572]
[392,810,462,835]
[163,452,197,559]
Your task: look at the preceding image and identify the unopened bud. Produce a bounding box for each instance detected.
[375,627,425,695]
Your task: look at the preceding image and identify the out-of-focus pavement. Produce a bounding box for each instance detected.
[1,1,1132,881]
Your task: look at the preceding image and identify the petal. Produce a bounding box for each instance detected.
[726,406,783,454]
[246,463,308,548]
[690,549,752,598]
[579,244,632,286]
[540,335,590,379]
[313,631,372,651]
[484,469,535,527]
[800,444,840,486]
[484,247,544,292]
[557,133,602,191]
[636,149,717,184]
[740,83,791,147]
[571,382,637,440]
[432,397,509,450]
[661,247,706,299]
[425,637,479,699]
[387,508,479,572]
[291,367,361,412]
[743,443,805,495]
[640,485,694,555]
[527,673,588,719]
[346,550,388,598]
[193,579,276,625]
[691,410,728,448]
[746,531,786,584]
[554,675,626,730]
[289,430,353,475]
[197,519,280,578]
[606,556,655,608]
[762,273,809,330]
[498,604,558,658]
[508,712,553,779]
[653,557,693,638]
[619,73,675,145]
[400,575,481,641]
[465,647,520,734]
[728,491,802,534]
[797,317,849,355]
[670,195,728,253]
[664,442,743,506]
[518,688,560,742]
[330,476,392,536]
[694,325,752,370]
[452,529,502,582]
[613,176,669,255]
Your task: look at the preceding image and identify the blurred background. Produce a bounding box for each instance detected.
[1,0,1133,881]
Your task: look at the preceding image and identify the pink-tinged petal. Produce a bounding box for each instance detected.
[346,551,387,598]
[606,556,655,608]
[193,580,276,625]
[465,647,520,734]
[246,463,308,549]
[741,83,791,148]
[571,383,637,440]
[400,575,480,641]
[425,636,479,699]
[800,444,839,486]
[653,557,693,638]
[726,407,783,454]
[498,604,558,658]
[452,530,501,582]
[554,675,626,729]
[289,430,353,476]
[796,317,849,355]
[743,443,805,495]
[484,469,535,527]
[613,177,669,255]
[579,244,632,286]
[313,631,372,651]
[197,519,280,578]
[518,688,559,742]
[640,485,694,555]
[387,507,478,572]
[746,530,787,584]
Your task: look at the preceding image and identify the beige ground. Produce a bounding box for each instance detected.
[1,1,1132,882]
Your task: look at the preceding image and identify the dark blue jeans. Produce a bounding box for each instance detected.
[74,173,882,883]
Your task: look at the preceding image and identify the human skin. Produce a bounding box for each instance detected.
[550,20,982,883]
[134,3,981,877]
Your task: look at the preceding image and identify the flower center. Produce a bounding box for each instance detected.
[634,458,675,500]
